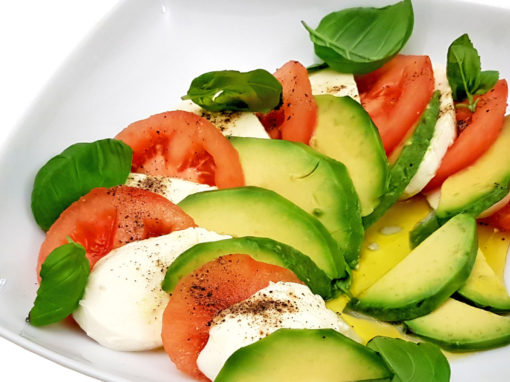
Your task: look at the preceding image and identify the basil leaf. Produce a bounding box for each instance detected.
[31,139,132,231]
[183,69,282,113]
[28,242,90,326]
[476,70,499,95]
[367,337,450,382]
[302,0,413,74]
[446,33,499,110]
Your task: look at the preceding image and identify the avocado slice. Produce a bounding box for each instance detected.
[349,214,477,321]
[436,116,510,220]
[405,298,510,351]
[457,249,510,312]
[363,91,441,228]
[309,95,389,217]
[162,236,334,299]
[229,137,363,268]
[215,328,392,382]
[178,187,348,282]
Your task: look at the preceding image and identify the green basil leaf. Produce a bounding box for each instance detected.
[302,0,413,74]
[31,139,132,231]
[367,337,450,382]
[183,69,282,112]
[475,70,499,95]
[28,242,90,326]
[446,33,499,109]
[446,34,481,101]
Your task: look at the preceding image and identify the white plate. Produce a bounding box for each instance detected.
[1,0,509,381]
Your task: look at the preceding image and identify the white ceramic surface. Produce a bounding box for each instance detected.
[1,0,510,381]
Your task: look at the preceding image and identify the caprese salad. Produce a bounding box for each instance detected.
[27,0,510,381]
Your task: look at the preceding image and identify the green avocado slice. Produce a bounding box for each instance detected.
[229,137,363,268]
[436,115,510,220]
[310,95,389,217]
[178,186,348,284]
[349,214,477,321]
[363,91,441,228]
[162,236,334,299]
[457,249,510,312]
[215,329,392,382]
[405,298,510,351]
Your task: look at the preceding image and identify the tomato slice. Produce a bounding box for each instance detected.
[356,55,435,155]
[482,201,510,232]
[424,79,508,192]
[161,254,302,381]
[258,60,317,143]
[115,110,244,188]
[37,186,196,277]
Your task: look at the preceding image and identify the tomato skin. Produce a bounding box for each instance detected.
[37,186,196,277]
[258,61,317,143]
[356,55,435,155]
[115,111,244,188]
[161,254,302,381]
[424,79,508,192]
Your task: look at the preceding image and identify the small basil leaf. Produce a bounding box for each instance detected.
[31,139,132,231]
[28,242,90,326]
[183,69,282,113]
[302,0,413,74]
[446,34,481,101]
[306,62,329,73]
[446,33,499,112]
[367,337,450,382]
[475,70,499,95]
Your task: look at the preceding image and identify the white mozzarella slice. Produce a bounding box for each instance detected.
[176,99,270,138]
[425,188,441,210]
[401,64,457,199]
[197,281,357,381]
[72,227,231,351]
[309,68,360,102]
[125,173,216,204]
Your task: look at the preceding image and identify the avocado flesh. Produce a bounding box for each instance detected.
[215,328,392,382]
[162,236,334,299]
[349,214,477,321]
[178,187,346,281]
[309,95,389,217]
[363,91,441,228]
[437,115,510,220]
[230,137,363,268]
[457,249,510,312]
[405,298,510,351]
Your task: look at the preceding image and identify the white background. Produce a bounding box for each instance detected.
[0,3,117,380]
[0,0,508,381]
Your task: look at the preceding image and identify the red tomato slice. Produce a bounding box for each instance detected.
[258,61,317,143]
[356,55,435,154]
[424,79,508,191]
[161,254,302,381]
[482,201,510,232]
[115,111,244,188]
[37,186,196,277]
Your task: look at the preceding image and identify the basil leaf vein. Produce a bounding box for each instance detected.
[446,33,499,111]
[367,336,450,382]
[28,242,90,326]
[31,139,133,231]
[183,69,282,113]
[302,0,413,74]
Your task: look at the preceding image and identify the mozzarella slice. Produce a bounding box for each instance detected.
[402,65,457,199]
[176,99,270,138]
[309,68,360,102]
[197,281,357,381]
[125,173,216,204]
[73,227,231,351]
